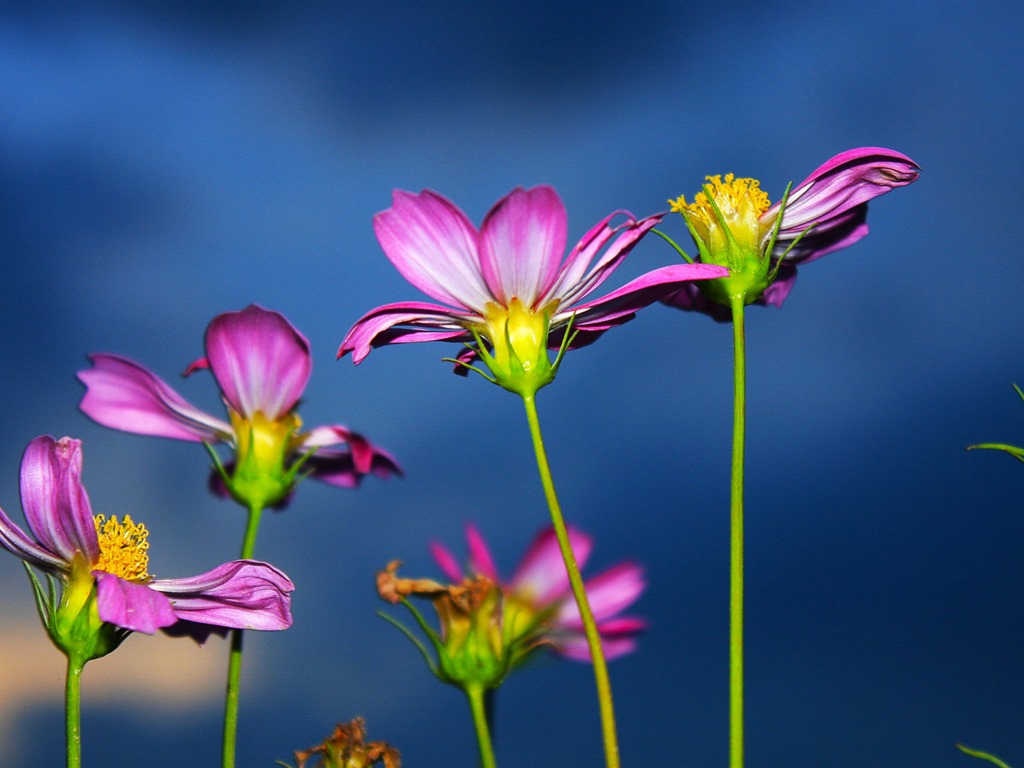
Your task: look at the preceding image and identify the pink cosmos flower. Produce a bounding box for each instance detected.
[338,186,727,377]
[78,304,399,506]
[664,147,920,319]
[0,436,294,635]
[430,523,646,661]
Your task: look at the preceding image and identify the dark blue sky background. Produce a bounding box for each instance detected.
[1,1,1022,766]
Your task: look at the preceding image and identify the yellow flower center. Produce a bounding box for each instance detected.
[93,514,150,582]
[230,409,302,471]
[669,173,771,254]
[481,297,551,374]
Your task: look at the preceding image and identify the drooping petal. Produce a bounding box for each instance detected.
[511,526,593,606]
[150,559,294,631]
[478,186,567,307]
[19,437,99,565]
[205,305,311,421]
[662,261,799,318]
[302,425,375,474]
[465,523,498,581]
[302,447,403,489]
[562,262,729,330]
[374,189,492,311]
[774,207,869,264]
[338,300,476,364]
[95,571,178,634]
[556,562,646,625]
[78,354,230,442]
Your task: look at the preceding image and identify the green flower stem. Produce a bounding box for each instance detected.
[466,683,497,768]
[65,652,85,768]
[729,295,747,768]
[221,501,264,768]
[521,394,620,768]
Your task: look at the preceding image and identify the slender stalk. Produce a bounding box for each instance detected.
[221,502,264,768]
[65,653,85,768]
[728,296,747,768]
[466,684,497,768]
[521,394,620,768]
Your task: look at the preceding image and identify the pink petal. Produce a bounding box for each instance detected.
[465,523,498,580]
[78,354,229,442]
[205,305,311,420]
[19,437,99,565]
[150,559,294,631]
[555,633,640,662]
[430,541,464,582]
[556,562,646,626]
[564,262,728,330]
[303,446,403,489]
[95,572,178,634]
[0,505,65,570]
[511,526,593,606]
[374,189,492,311]
[545,213,660,309]
[478,186,567,306]
[338,301,475,364]
[765,147,919,251]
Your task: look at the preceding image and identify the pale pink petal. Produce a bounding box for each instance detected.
[78,354,229,442]
[374,189,492,311]
[95,572,178,634]
[556,562,646,626]
[19,437,99,564]
[150,559,294,631]
[511,526,592,605]
[205,305,311,420]
[556,633,640,662]
[465,523,498,580]
[478,186,567,306]
[338,301,475,364]
[430,541,464,582]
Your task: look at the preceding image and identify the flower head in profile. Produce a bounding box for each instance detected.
[377,560,532,691]
[663,147,920,319]
[283,718,400,768]
[430,523,646,661]
[339,186,727,396]
[0,436,294,660]
[78,304,400,509]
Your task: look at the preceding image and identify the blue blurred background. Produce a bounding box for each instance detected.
[1,1,1022,766]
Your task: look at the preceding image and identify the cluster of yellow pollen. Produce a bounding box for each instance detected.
[669,173,771,221]
[93,514,151,582]
[669,173,772,256]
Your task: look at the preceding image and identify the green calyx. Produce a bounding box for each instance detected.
[380,588,543,694]
[26,558,129,663]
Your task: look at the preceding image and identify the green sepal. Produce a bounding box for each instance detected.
[957,744,1013,768]
[26,561,131,662]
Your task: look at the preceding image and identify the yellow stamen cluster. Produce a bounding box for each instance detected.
[93,514,151,582]
[670,174,771,256]
[669,173,770,220]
